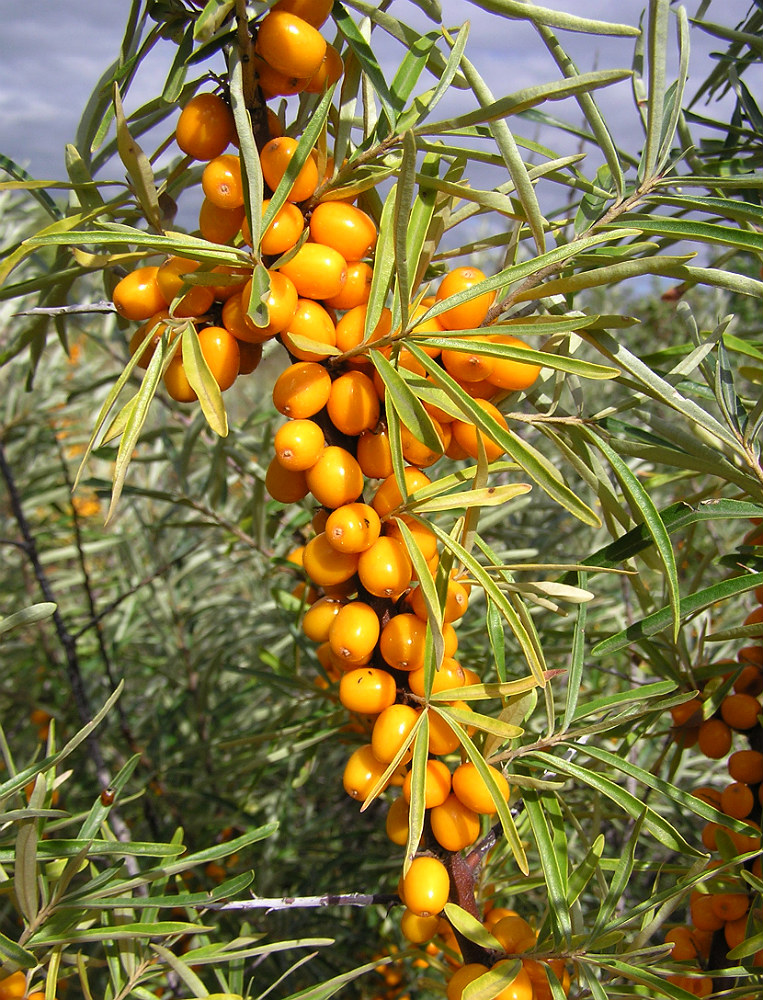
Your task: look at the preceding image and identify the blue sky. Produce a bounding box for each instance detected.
[0,1,756,186]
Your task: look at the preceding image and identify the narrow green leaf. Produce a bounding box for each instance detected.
[151,944,210,996]
[182,324,228,437]
[0,933,36,969]
[593,812,646,939]
[0,603,57,639]
[512,254,694,301]
[608,217,763,253]
[14,787,41,923]
[444,904,503,952]
[410,483,532,514]
[562,574,587,732]
[194,0,235,42]
[403,713,430,872]
[333,3,396,123]
[162,22,194,102]
[113,83,163,232]
[567,834,605,907]
[370,350,444,454]
[463,0,640,36]
[363,186,396,342]
[639,0,669,183]
[523,789,571,942]
[229,47,264,251]
[392,131,418,328]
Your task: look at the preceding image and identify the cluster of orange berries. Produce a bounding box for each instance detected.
[0,970,49,1000]
[665,539,763,996]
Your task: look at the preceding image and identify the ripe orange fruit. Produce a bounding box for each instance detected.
[403,856,450,916]
[273,0,334,28]
[113,265,168,321]
[259,198,306,256]
[385,794,410,844]
[157,256,215,318]
[491,915,536,953]
[446,964,489,1000]
[305,446,364,509]
[301,595,344,642]
[278,243,347,301]
[325,503,381,554]
[487,335,542,392]
[232,270,300,341]
[452,761,509,815]
[303,532,359,587]
[451,399,509,462]
[690,892,725,932]
[490,962,535,1000]
[324,260,373,311]
[343,744,389,800]
[129,310,172,368]
[329,601,380,665]
[380,613,428,672]
[339,666,396,714]
[164,354,197,403]
[273,418,325,471]
[198,197,245,244]
[253,55,310,100]
[721,781,755,819]
[430,793,481,852]
[175,92,235,161]
[371,704,419,763]
[729,749,763,784]
[197,325,240,390]
[255,10,327,80]
[665,925,699,961]
[201,153,244,210]
[327,370,380,436]
[272,360,332,418]
[309,202,377,261]
[696,718,732,759]
[265,457,309,503]
[408,658,466,697]
[435,266,494,331]
[357,536,413,599]
[357,425,394,479]
[733,662,763,696]
[0,971,27,1000]
[403,758,451,808]
[401,908,440,945]
[261,137,319,203]
[441,345,495,384]
[334,303,392,356]
[281,298,337,362]
[710,892,749,922]
[720,692,761,730]
[372,467,431,518]
[305,42,344,93]
[428,705,462,755]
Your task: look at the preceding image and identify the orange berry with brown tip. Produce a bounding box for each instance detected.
[201,153,244,210]
[255,9,327,79]
[329,601,380,665]
[281,298,337,362]
[272,361,332,418]
[278,242,347,301]
[301,595,344,643]
[343,744,388,800]
[357,536,413,599]
[401,908,440,945]
[265,457,309,503]
[273,418,325,471]
[258,198,305,256]
[309,201,377,261]
[372,467,431,518]
[305,446,364,509]
[273,0,334,28]
[403,855,450,917]
[451,399,509,462]
[452,760,509,815]
[721,781,755,819]
[325,503,381,554]
[380,613,428,672]
[175,92,235,161]
[324,260,373,311]
[487,335,542,392]
[435,266,494,331]
[696,718,732,759]
[446,964,489,1000]
[385,793,410,844]
[710,892,749,922]
[372,704,419,764]
[253,55,310,100]
[357,425,394,479]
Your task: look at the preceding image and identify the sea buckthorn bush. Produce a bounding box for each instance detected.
[1,0,763,998]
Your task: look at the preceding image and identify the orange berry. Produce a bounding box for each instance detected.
[209,264,250,302]
[403,758,451,808]
[692,785,722,808]
[325,503,381,554]
[357,536,413,599]
[259,198,306,256]
[435,266,494,331]
[201,153,244,210]
[255,10,327,80]
[163,353,197,403]
[254,55,310,100]
[491,914,536,953]
[113,265,168,321]
[372,467,431,518]
[721,781,755,819]
[441,345,495,384]
[334,303,392,356]
[734,662,763,696]
[301,595,345,643]
[303,532,359,587]
[408,658,466,698]
[273,0,334,28]
[129,310,172,368]
[446,965,489,1000]
[728,749,763,784]
[273,418,325,471]
[696,718,732,759]
[238,270,300,340]
[452,761,509,815]
[329,601,380,665]
[278,243,347,301]
[724,913,749,950]
[342,744,388,800]
[357,425,394,480]
[403,856,450,916]
[430,793,481,851]
[487,335,542,392]
[156,256,215,318]
[281,297,337,362]
[428,704,463,755]
[491,962,535,1000]
[665,925,699,962]
[324,260,373,310]
[0,971,27,1000]
[265,457,309,503]
[175,92,235,161]
[261,136,319,203]
[339,666,396,715]
[304,42,344,92]
[372,704,419,764]
[197,325,240,390]
[327,370,380,436]
[721,692,761,730]
[451,399,509,462]
[198,198,245,244]
[309,202,377,261]
[386,794,410,844]
[304,446,364,509]
[380,613,428,672]
[689,892,725,932]
[710,892,749,922]
[401,908,440,944]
